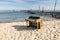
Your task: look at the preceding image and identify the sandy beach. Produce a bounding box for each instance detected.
[0,19,60,40]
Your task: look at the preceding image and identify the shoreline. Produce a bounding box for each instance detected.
[0,18,60,23]
[0,19,25,23]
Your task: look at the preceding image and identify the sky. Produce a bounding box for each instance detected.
[0,0,60,10]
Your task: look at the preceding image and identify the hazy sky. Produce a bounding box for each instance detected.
[0,0,60,10]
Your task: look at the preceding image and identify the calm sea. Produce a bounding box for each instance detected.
[0,11,53,21]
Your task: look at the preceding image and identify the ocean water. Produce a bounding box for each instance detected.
[0,11,53,21]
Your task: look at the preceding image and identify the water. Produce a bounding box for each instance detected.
[0,11,53,21]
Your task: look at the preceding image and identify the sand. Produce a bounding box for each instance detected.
[0,20,60,40]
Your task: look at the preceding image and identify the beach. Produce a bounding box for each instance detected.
[0,19,60,40]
